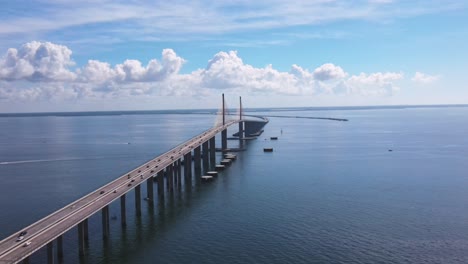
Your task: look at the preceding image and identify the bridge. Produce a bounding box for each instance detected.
[0,95,262,264]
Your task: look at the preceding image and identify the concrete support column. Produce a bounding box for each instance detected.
[83,218,89,242]
[194,146,202,178]
[221,129,228,151]
[135,184,141,216]
[120,194,126,227]
[209,136,216,168]
[157,171,164,201]
[78,222,85,256]
[202,141,209,172]
[57,235,63,260]
[101,206,110,239]
[184,152,192,184]
[146,178,154,203]
[177,159,182,188]
[47,241,54,264]
[238,121,244,148]
[166,165,173,192]
[173,163,178,186]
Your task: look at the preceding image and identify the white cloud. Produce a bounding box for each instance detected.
[0,41,76,81]
[0,41,406,102]
[346,72,403,95]
[313,63,347,81]
[411,72,440,84]
[78,49,185,83]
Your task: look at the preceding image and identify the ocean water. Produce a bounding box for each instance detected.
[1,106,468,263]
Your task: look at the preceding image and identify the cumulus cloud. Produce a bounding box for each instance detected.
[0,41,76,81]
[0,41,406,102]
[78,48,185,83]
[313,63,347,81]
[411,72,440,84]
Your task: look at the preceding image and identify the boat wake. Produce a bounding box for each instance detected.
[0,157,85,165]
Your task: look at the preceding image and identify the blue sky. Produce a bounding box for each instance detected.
[0,0,467,112]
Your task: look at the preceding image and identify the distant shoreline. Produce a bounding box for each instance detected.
[1,104,467,117]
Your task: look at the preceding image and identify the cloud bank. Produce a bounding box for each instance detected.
[0,41,410,102]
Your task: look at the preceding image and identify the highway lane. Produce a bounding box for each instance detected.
[0,121,237,263]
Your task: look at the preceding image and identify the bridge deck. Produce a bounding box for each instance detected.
[0,120,238,264]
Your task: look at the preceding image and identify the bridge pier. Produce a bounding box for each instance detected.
[238,121,244,148]
[83,218,89,242]
[102,206,110,239]
[221,129,227,151]
[120,194,126,227]
[202,141,209,172]
[135,185,141,216]
[157,171,164,201]
[167,165,174,193]
[194,146,201,178]
[47,241,54,264]
[184,152,192,185]
[146,177,154,204]
[77,222,85,256]
[57,235,63,260]
[209,137,216,168]
[176,159,182,189]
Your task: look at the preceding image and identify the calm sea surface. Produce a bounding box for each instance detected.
[1,106,468,263]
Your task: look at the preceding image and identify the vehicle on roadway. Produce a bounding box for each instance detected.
[23,241,31,247]
[16,236,24,242]
[100,190,105,194]
[19,231,27,236]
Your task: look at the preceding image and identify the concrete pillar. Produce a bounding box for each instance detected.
[209,136,216,168]
[47,241,54,264]
[238,121,244,148]
[135,184,141,216]
[173,163,178,186]
[157,171,164,201]
[120,194,126,227]
[202,141,209,172]
[57,235,63,260]
[166,165,173,192]
[184,152,192,184]
[194,146,202,178]
[83,218,89,242]
[78,222,85,256]
[102,206,110,239]
[177,159,182,188]
[221,129,228,151]
[146,177,154,204]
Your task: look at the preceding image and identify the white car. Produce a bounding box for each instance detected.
[23,241,31,247]
[16,236,24,242]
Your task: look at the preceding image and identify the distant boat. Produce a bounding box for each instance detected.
[270,137,278,140]
[263,148,273,152]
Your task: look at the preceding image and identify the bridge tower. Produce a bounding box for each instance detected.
[238,96,245,147]
[221,93,228,151]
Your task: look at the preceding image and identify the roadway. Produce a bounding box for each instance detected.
[0,120,238,264]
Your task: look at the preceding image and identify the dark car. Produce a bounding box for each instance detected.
[19,231,27,237]
[100,190,105,194]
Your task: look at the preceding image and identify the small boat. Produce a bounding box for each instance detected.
[263,148,273,152]
[270,137,278,140]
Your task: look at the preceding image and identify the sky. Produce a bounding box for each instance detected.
[0,0,467,112]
